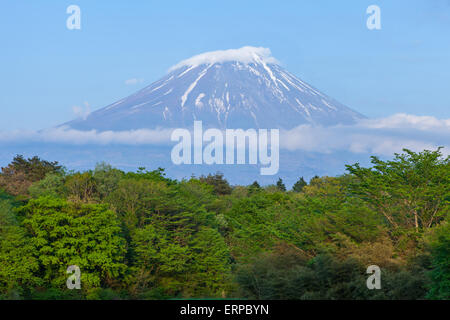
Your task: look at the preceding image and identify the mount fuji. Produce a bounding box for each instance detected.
[0,47,372,186]
[64,47,365,131]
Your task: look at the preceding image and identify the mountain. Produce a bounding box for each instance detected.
[64,47,365,131]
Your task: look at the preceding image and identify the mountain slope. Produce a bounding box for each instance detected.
[64,47,365,131]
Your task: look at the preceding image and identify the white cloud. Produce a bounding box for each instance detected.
[280,113,450,156]
[125,78,144,85]
[168,46,280,72]
[72,102,91,120]
[358,113,450,130]
[0,113,448,157]
[0,127,173,145]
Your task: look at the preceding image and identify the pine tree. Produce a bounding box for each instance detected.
[292,177,307,192]
[199,173,232,195]
[276,178,286,192]
[251,181,260,189]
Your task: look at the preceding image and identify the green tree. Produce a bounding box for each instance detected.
[0,197,40,298]
[107,178,169,229]
[29,173,66,199]
[236,247,429,300]
[309,175,320,185]
[131,223,190,297]
[127,179,230,298]
[346,148,449,232]
[132,225,231,298]
[292,177,307,192]
[276,178,286,192]
[199,173,233,195]
[92,162,124,200]
[250,181,260,189]
[65,172,97,203]
[248,181,261,195]
[0,150,447,301]
[427,222,450,299]
[0,155,62,198]
[18,197,127,294]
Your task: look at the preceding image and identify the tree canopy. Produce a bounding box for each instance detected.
[0,148,448,300]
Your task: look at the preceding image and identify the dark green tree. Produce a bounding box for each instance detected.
[276,178,286,192]
[309,175,320,185]
[427,222,450,299]
[248,181,261,194]
[199,173,232,195]
[250,181,261,189]
[292,177,307,192]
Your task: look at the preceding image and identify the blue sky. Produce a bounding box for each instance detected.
[1,0,449,131]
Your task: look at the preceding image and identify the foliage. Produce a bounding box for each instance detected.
[18,197,127,293]
[0,155,62,198]
[65,172,97,203]
[236,246,430,300]
[199,173,233,195]
[0,148,448,300]
[276,178,286,191]
[292,177,307,192]
[426,222,450,299]
[0,198,40,297]
[346,148,449,232]
[29,173,66,199]
[131,225,231,298]
[92,162,125,200]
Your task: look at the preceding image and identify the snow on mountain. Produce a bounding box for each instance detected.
[168,46,279,71]
[64,46,365,131]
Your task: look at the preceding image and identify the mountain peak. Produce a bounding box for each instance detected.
[64,47,365,131]
[168,46,279,72]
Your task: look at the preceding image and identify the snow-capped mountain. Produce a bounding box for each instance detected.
[65,46,365,131]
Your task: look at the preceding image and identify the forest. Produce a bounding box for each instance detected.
[0,148,448,300]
